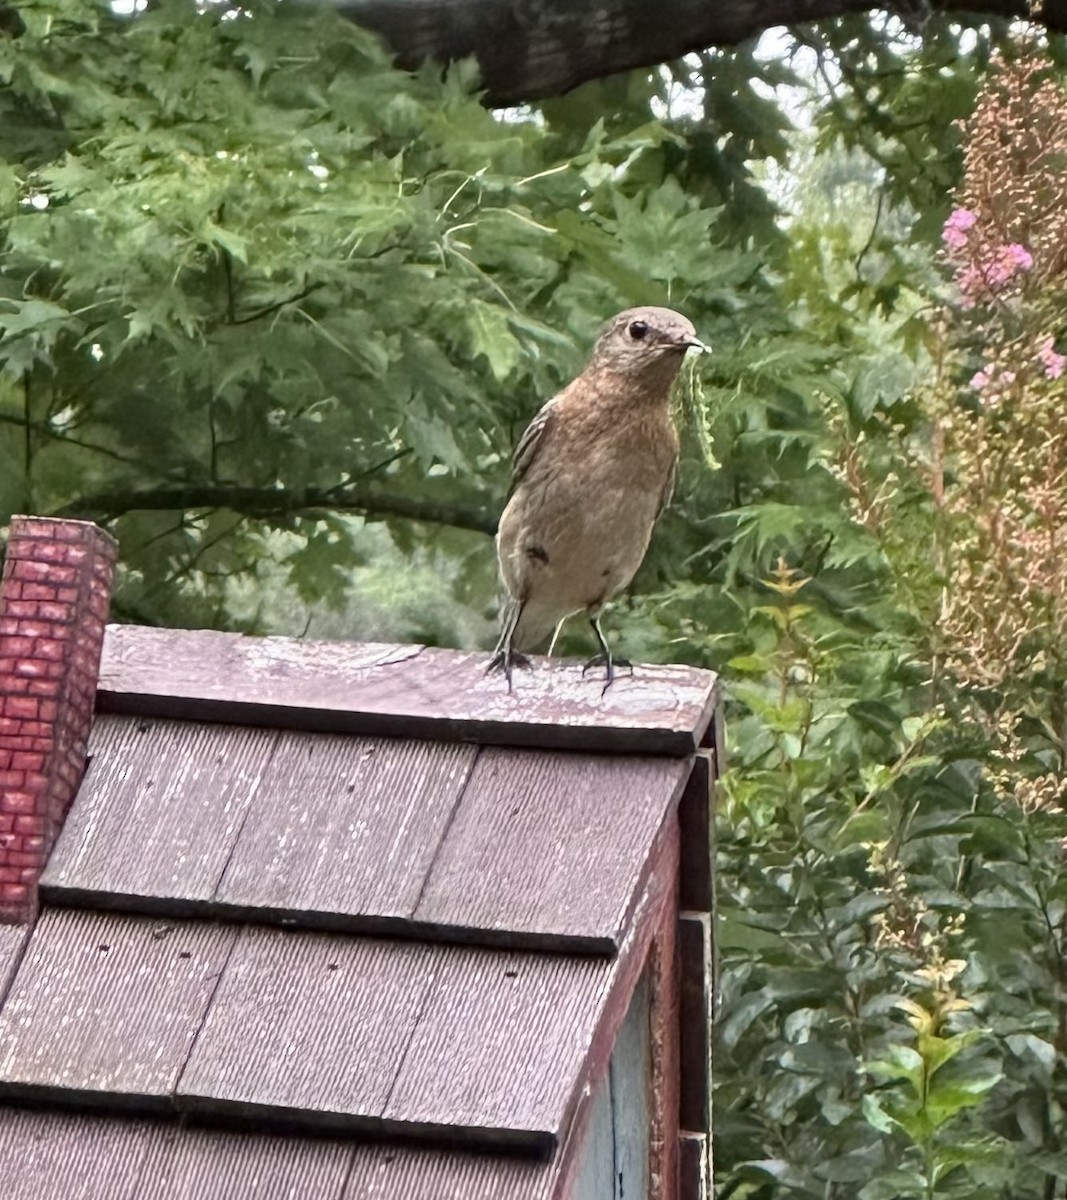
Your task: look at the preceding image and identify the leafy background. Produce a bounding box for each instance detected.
[3,2,1067,1195]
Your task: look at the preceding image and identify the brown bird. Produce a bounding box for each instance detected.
[489,306,703,689]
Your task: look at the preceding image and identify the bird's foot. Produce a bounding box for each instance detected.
[486,648,532,691]
[581,654,634,695]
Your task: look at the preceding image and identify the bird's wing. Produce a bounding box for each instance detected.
[656,455,678,522]
[511,394,560,487]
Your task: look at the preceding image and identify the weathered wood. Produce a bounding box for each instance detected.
[552,823,680,1199]
[42,717,276,905]
[0,923,28,1000]
[214,732,477,919]
[414,749,690,951]
[0,910,235,1107]
[97,625,719,757]
[568,1070,615,1200]
[0,1108,159,1200]
[677,913,712,1135]
[678,1132,709,1200]
[608,973,652,1199]
[0,1108,557,1200]
[677,751,714,913]
[178,928,435,1134]
[341,1143,553,1200]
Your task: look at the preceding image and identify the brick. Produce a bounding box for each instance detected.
[0,659,15,676]
[10,559,56,582]
[0,751,9,769]
[0,792,35,814]
[0,636,34,658]
[13,660,48,679]
[5,600,45,620]
[32,638,66,662]
[29,680,63,698]
[0,770,26,787]
[10,517,60,540]
[10,752,43,772]
[20,582,58,602]
[2,581,22,600]
[36,601,73,622]
[0,815,13,832]
[52,522,93,543]
[38,701,58,722]
[2,678,28,695]
[0,883,28,902]
[6,850,41,868]
[57,588,78,603]
[20,835,44,854]
[22,540,67,563]
[17,865,36,883]
[12,813,43,834]
[0,735,46,752]
[0,618,18,635]
[0,720,20,737]
[15,620,56,639]
[3,697,38,720]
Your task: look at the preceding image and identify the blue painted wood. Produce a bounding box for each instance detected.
[570,974,651,1200]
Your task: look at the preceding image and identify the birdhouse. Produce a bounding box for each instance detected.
[0,515,720,1200]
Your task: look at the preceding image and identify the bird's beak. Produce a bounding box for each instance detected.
[682,336,708,355]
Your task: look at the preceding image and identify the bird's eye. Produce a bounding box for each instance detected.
[628,320,649,340]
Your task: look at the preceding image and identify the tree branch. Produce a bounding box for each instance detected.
[319,0,1067,105]
[52,482,498,536]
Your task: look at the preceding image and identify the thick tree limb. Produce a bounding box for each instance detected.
[54,483,498,536]
[323,0,1067,105]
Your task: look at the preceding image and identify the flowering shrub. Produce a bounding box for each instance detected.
[931,50,1067,696]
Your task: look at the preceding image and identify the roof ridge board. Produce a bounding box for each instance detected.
[35,890,620,957]
[97,625,719,757]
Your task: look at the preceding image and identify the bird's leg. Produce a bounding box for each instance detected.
[486,599,532,691]
[582,614,633,694]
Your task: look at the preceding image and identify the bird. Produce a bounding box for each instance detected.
[488,305,703,691]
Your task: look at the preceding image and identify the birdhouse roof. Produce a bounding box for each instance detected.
[0,623,718,1199]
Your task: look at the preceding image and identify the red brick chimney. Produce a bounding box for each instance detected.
[0,516,117,924]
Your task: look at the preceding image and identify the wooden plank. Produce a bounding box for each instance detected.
[42,717,276,906]
[342,1144,552,1200]
[178,927,433,1131]
[0,922,29,1001]
[138,1124,354,1200]
[414,749,690,952]
[0,1108,158,1200]
[0,910,235,1106]
[214,733,476,920]
[97,625,719,757]
[678,1132,708,1200]
[568,1069,615,1200]
[382,945,614,1151]
[608,973,652,1199]
[677,752,714,913]
[677,913,712,1134]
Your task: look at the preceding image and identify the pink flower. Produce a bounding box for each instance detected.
[1005,243,1033,272]
[943,208,977,250]
[970,370,989,390]
[1038,337,1066,380]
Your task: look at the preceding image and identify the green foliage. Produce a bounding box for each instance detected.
[4,6,1067,1196]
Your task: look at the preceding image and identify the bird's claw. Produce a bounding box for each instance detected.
[487,648,532,691]
[581,654,633,695]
